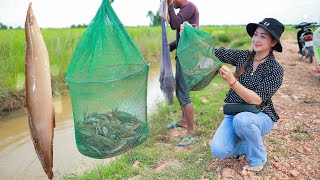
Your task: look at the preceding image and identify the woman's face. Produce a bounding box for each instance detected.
[252,27,277,53]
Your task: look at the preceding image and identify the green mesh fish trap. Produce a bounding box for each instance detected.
[65,0,149,159]
[177,23,222,91]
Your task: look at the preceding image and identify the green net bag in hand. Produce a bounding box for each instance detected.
[177,22,222,91]
[65,0,149,159]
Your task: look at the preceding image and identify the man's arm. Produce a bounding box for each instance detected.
[169,40,177,51]
[167,3,195,30]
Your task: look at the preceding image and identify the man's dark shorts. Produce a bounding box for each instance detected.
[175,56,192,106]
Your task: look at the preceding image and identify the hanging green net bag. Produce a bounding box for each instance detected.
[177,22,222,91]
[65,0,149,159]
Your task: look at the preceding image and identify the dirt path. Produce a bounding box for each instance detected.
[205,38,320,179]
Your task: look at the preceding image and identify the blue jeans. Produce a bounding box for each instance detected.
[210,112,274,166]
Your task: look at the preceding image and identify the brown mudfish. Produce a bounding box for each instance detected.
[25,3,55,179]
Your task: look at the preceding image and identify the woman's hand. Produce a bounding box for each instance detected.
[220,66,262,104]
[219,65,236,86]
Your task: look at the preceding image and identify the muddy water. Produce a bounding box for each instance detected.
[0,65,168,180]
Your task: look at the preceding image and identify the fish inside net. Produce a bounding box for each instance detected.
[65,0,149,159]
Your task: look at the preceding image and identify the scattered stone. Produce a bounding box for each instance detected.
[206,164,215,172]
[291,95,299,101]
[221,168,235,178]
[274,173,281,179]
[203,142,208,148]
[281,95,290,100]
[290,170,300,177]
[152,160,181,173]
[247,171,255,176]
[295,147,304,153]
[271,161,281,170]
[132,161,140,169]
[304,146,311,152]
[201,99,209,104]
[293,115,300,120]
[313,119,320,124]
[241,169,247,176]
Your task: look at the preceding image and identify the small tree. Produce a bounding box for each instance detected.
[146,10,161,26]
[0,22,8,30]
[147,11,154,26]
[153,11,161,26]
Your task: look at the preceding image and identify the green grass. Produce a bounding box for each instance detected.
[216,33,231,43]
[266,136,282,145]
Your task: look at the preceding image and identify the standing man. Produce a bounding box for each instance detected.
[166,0,199,147]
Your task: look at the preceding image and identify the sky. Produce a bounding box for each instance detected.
[0,0,320,28]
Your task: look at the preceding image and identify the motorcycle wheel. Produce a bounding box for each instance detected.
[308,55,313,63]
[307,47,314,63]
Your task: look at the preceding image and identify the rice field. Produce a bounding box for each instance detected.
[0,26,253,97]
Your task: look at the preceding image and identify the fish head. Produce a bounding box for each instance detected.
[31,135,54,179]
[28,112,54,179]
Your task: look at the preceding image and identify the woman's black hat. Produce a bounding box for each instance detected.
[246,18,285,52]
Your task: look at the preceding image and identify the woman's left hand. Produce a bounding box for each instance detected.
[219,65,236,85]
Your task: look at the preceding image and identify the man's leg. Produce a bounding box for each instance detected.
[168,104,193,130]
[168,57,191,128]
[178,106,187,127]
[173,57,196,146]
[184,103,194,136]
[176,103,195,146]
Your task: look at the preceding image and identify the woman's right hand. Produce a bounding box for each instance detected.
[219,65,236,86]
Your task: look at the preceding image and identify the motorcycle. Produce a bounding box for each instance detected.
[292,22,319,63]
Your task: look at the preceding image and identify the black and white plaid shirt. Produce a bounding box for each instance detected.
[215,47,284,122]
